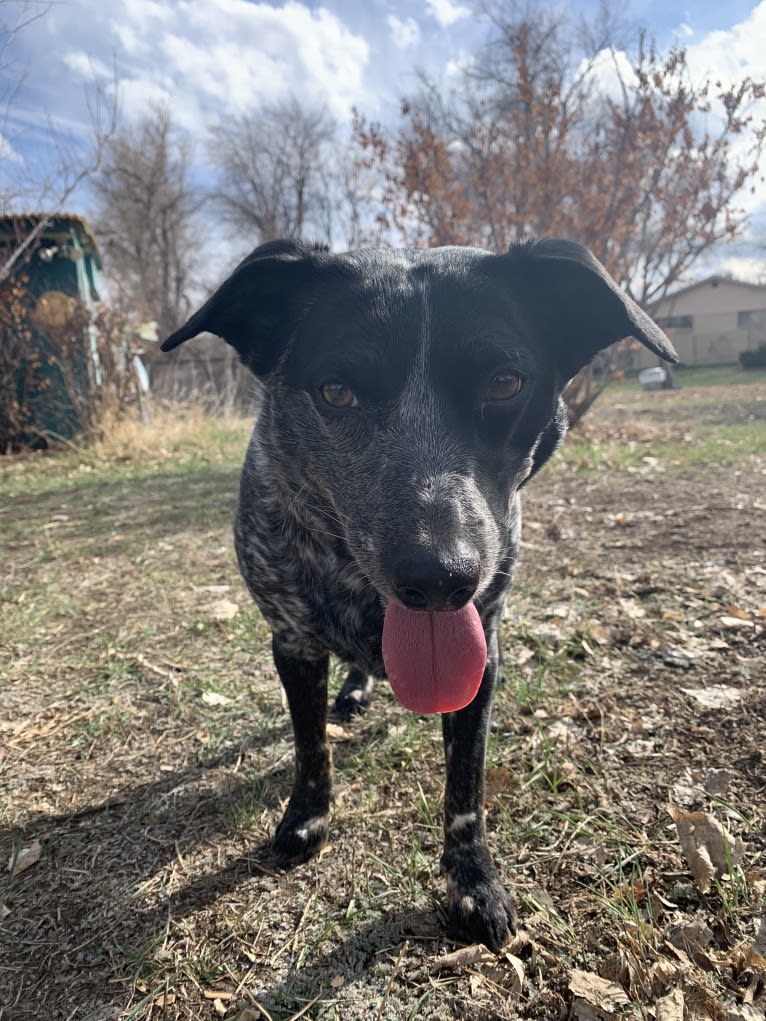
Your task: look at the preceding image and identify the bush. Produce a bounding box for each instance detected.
[0,277,144,451]
[739,344,766,369]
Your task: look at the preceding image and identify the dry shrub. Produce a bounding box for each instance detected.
[88,398,251,464]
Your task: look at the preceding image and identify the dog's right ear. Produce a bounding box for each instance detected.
[161,239,330,376]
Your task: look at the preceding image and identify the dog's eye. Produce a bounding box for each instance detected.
[485,372,524,402]
[320,382,359,409]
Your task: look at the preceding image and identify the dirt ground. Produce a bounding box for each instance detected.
[1,381,765,1020]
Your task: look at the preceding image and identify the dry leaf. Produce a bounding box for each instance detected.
[723,1006,764,1021]
[656,988,684,1021]
[490,953,524,999]
[8,840,42,875]
[431,944,492,974]
[681,685,743,709]
[201,691,233,707]
[669,804,744,893]
[326,722,352,742]
[330,974,345,989]
[705,769,734,796]
[572,1002,607,1021]
[618,598,646,620]
[726,604,752,621]
[569,969,630,1015]
[666,921,716,969]
[210,599,239,621]
[719,615,754,629]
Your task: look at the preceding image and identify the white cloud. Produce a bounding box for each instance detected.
[577,47,638,100]
[387,14,420,49]
[445,49,474,79]
[425,0,470,29]
[685,1,766,84]
[62,51,113,81]
[47,0,371,134]
[719,254,766,284]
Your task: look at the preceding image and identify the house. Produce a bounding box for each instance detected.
[0,213,103,443]
[631,275,766,370]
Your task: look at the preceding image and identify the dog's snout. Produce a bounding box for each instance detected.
[386,543,481,612]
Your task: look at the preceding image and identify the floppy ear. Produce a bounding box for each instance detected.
[161,239,330,377]
[504,238,678,381]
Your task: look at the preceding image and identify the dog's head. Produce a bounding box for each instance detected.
[163,238,676,618]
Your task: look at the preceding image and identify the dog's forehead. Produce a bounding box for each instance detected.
[287,245,530,387]
[325,246,516,326]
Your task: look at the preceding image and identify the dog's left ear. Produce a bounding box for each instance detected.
[161,239,329,377]
[504,238,679,381]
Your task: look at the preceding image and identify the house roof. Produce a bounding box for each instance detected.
[656,274,766,305]
[0,213,102,269]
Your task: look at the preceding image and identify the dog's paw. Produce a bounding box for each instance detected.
[273,807,329,866]
[442,848,516,953]
[332,669,373,722]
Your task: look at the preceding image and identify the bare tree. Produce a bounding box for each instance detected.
[208,97,338,242]
[0,1,117,282]
[356,2,765,306]
[91,104,203,340]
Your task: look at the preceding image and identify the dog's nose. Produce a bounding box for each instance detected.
[386,543,481,612]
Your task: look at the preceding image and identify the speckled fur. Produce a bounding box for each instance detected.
[162,237,676,951]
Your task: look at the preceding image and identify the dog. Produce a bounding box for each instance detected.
[162,238,677,951]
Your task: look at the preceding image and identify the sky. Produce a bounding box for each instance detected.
[2,0,765,280]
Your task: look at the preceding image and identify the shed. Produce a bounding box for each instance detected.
[0,213,103,444]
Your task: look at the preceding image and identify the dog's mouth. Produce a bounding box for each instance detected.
[382,601,487,714]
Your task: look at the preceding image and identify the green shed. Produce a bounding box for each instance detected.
[0,213,103,445]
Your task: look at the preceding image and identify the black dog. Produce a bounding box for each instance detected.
[162,238,677,951]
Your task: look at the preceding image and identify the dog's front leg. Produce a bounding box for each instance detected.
[271,639,332,865]
[440,634,516,952]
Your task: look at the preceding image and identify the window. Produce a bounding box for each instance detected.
[656,315,693,330]
[738,310,766,328]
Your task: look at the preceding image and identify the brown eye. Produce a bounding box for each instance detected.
[485,372,524,401]
[320,382,358,408]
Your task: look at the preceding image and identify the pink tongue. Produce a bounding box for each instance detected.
[382,602,487,714]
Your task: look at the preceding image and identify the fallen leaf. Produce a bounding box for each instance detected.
[669,804,744,893]
[7,840,42,875]
[587,621,610,646]
[666,921,716,969]
[618,598,646,620]
[726,604,752,621]
[431,944,492,973]
[330,974,345,989]
[210,599,240,621]
[572,1002,606,1021]
[681,685,742,710]
[569,969,630,1015]
[705,769,734,796]
[719,615,754,629]
[656,988,684,1021]
[722,1006,764,1021]
[201,691,233,706]
[326,723,352,742]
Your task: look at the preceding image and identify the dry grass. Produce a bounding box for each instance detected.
[1,380,765,1020]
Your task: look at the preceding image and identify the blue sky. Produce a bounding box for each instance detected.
[2,0,765,277]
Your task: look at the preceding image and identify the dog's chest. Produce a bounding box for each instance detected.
[235,449,386,674]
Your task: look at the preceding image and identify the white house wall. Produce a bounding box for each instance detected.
[629,277,766,369]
